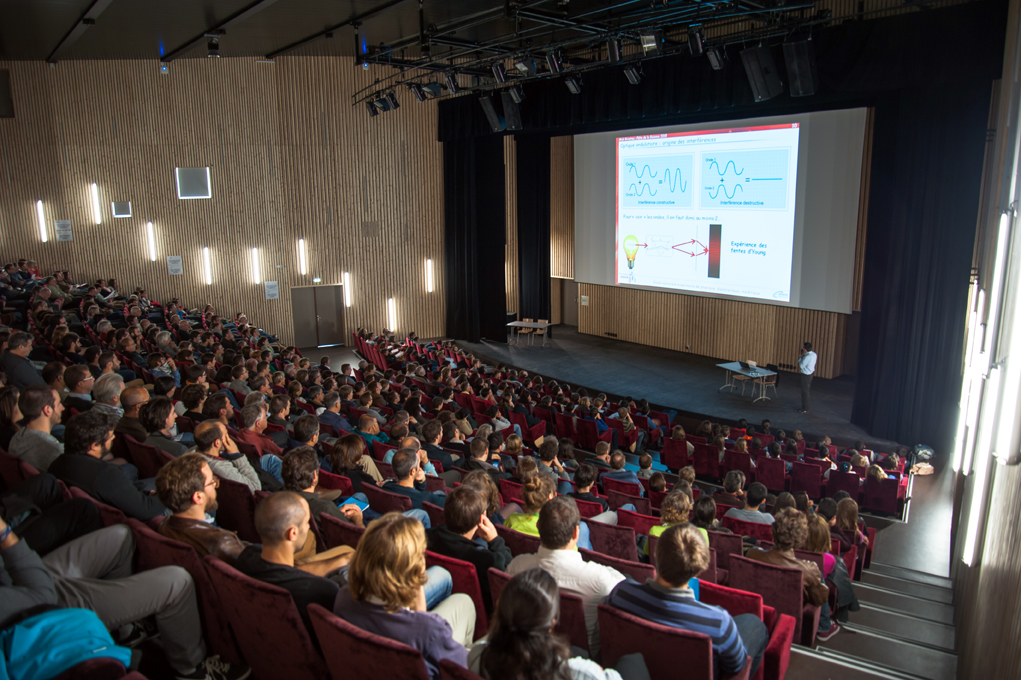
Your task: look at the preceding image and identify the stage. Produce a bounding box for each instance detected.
[457,325,900,450]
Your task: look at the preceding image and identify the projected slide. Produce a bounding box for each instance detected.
[616,123,800,303]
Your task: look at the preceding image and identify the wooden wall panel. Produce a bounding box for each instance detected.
[852,107,875,312]
[577,282,847,378]
[550,277,563,325]
[0,57,445,345]
[550,135,574,279]
[504,136,519,315]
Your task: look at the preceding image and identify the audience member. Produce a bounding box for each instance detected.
[507,495,625,657]
[382,448,447,513]
[608,523,768,677]
[691,496,728,534]
[1,331,45,387]
[7,385,63,472]
[139,396,190,457]
[723,482,774,524]
[114,385,150,441]
[192,420,269,492]
[234,403,284,458]
[772,492,796,514]
[535,438,572,494]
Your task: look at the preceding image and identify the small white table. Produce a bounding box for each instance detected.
[716,362,778,402]
[507,321,553,346]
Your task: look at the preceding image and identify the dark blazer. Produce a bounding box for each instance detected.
[63,395,95,415]
[49,453,166,521]
[423,443,457,471]
[426,526,511,613]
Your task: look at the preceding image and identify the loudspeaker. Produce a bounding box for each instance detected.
[783,40,818,97]
[0,70,12,118]
[478,96,504,133]
[740,46,784,102]
[500,91,522,131]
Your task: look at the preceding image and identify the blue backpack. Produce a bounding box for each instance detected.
[0,608,132,680]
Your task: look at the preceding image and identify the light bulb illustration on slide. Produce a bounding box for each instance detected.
[624,235,640,282]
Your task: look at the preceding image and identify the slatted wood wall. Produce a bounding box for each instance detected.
[550,277,563,325]
[550,135,575,279]
[0,57,445,345]
[577,282,847,378]
[504,136,519,315]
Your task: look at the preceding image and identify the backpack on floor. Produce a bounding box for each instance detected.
[0,608,132,680]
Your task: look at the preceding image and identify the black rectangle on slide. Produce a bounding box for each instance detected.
[708,224,722,278]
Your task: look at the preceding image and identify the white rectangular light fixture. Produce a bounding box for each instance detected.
[251,247,261,284]
[962,449,991,566]
[146,222,156,261]
[387,297,397,331]
[343,271,352,307]
[36,200,47,242]
[298,239,307,276]
[426,258,434,293]
[90,183,102,225]
[203,247,212,285]
[175,167,213,200]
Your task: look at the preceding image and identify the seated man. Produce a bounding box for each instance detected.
[114,385,150,442]
[62,364,96,415]
[139,396,190,457]
[714,470,746,508]
[426,486,512,614]
[179,383,209,424]
[464,436,512,485]
[201,392,237,435]
[382,448,447,511]
[746,507,834,639]
[385,435,461,486]
[280,446,366,531]
[602,451,644,495]
[506,495,625,658]
[588,441,613,469]
[608,524,769,677]
[267,394,292,428]
[234,402,284,458]
[49,410,167,522]
[0,514,250,680]
[8,385,64,472]
[318,391,354,433]
[1,331,45,388]
[0,473,103,556]
[724,482,775,524]
[228,365,251,396]
[192,420,278,492]
[535,439,572,496]
[91,373,125,420]
[568,463,609,511]
[441,421,471,458]
[353,413,390,450]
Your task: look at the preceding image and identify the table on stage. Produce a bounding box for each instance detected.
[716,362,778,402]
[506,321,553,346]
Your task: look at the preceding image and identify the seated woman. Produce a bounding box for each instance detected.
[504,474,597,551]
[691,495,729,534]
[670,425,696,454]
[771,491,796,515]
[334,513,477,680]
[645,490,707,564]
[834,498,869,550]
[328,433,384,495]
[469,567,650,680]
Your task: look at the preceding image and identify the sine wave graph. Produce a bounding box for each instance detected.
[621,154,693,208]
[700,149,790,210]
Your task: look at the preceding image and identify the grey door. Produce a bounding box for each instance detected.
[291,287,318,348]
[314,286,346,347]
[562,279,579,326]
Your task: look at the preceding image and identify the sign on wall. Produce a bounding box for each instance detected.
[265,281,279,300]
[167,256,183,276]
[55,220,72,241]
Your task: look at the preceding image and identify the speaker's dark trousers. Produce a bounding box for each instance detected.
[800,373,814,411]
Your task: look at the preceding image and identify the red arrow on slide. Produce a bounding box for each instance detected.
[638,243,648,247]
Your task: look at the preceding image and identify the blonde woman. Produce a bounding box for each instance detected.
[334,513,477,678]
[646,489,707,557]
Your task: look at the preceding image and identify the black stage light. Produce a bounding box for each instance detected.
[386,92,400,109]
[607,38,622,63]
[547,50,563,74]
[508,85,525,103]
[365,100,378,117]
[565,76,582,94]
[492,62,507,83]
[688,25,704,57]
[445,71,461,94]
[640,30,662,55]
[409,83,426,102]
[707,47,724,70]
[623,64,641,85]
[207,38,220,58]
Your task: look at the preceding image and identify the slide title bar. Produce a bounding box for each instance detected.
[618,123,798,142]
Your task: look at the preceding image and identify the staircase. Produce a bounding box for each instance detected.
[789,561,957,680]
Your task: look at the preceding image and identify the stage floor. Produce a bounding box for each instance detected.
[458,325,899,449]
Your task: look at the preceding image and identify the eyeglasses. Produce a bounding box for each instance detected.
[204,477,220,489]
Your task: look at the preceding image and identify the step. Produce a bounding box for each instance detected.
[854,583,955,625]
[787,647,916,680]
[867,561,953,589]
[845,604,955,650]
[860,571,954,604]
[817,626,958,680]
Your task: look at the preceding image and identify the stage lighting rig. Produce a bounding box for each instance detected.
[623,64,642,85]
[565,76,582,94]
[706,46,724,70]
[514,59,537,76]
[409,83,427,102]
[444,71,461,94]
[365,100,379,117]
[607,38,622,63]
[640,30,663,55]
[386,92,400,109]
[492,62,507,83]
[547,50,564,74]
[688,25,704,56]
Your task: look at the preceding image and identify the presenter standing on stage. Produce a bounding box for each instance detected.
[797,342,817,414]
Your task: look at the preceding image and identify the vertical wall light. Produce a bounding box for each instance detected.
[251,248,261,284]
[426,258,434,293]
[343,271,352,307]
[90,183,102,225]
[387,297,397,331]
[203,247,212,285]
[298,239,307,276]
[36,200,47,242]
[962,449,991,566]
[146,222,156,261]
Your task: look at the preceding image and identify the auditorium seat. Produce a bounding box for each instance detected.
[319,512,366,549]
[660,437,689,471]
[615,507,659,537]
[67,486,127,527]
[122,435,174,479]
[317,470,354,496]
[487,568,589,653]
[607,489,650,515]
[728,555,821,647]
[493,523,540,557]
[214,476,261,543]
[308,603,430,680]
[579,547,656,583]
[582,518,638,562]
[425,550,487,638]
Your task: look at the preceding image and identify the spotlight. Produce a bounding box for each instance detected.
[386,92,400,109]
[707,47,724,70]
[422,83,443,98]
[374,97,391,112]
[547,50,563,74]
[688,25,704,56]
[639,30,662,55]
[207,38,220,58]
[508,85,525,104]
[565,76,582,94]
[444,71,461,94]
[623,64,641,85]
[365,100,378,117]
[607,38,622,63]
[492,62,507,83]
[409,83,427,102]
[514,59,536,76]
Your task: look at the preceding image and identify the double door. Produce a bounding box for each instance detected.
[291,285,346,348]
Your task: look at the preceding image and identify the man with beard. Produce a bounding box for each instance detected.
[155,453,247,564]
[49,410,167,521]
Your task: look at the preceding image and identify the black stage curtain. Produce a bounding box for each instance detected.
[439,0,1006,448]
[443,135,507,342]
[516,136,552,328]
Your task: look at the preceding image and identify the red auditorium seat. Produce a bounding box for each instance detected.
[493,523,540,557]
[308,603,430,680]
[580,547,656,583]
[607,489,651,515]
[582,518,638,562]
[660,437,689,471]
[214,476,261,543]
[425,550,487,638]
[487,568,589,653]
[728,555,821,647]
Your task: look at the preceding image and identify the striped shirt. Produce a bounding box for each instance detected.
[606,579,747,676]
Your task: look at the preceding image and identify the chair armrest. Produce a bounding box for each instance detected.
[722,656,753,680]
[762,613,797,680]
[699,580,764,619]
[800,603,821,646]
